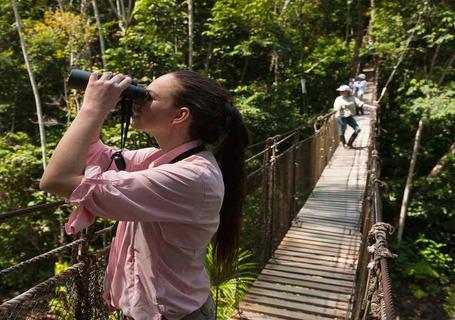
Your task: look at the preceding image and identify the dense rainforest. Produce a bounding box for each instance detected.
[0,0,453,319]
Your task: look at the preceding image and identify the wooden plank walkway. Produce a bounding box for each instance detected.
[234,103,374,319]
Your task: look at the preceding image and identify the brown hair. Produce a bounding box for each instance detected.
[170,70,250,273]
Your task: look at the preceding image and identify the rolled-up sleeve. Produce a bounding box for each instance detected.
[65,163,206,234]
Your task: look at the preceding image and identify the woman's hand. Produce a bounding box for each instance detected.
[81,72,132,120]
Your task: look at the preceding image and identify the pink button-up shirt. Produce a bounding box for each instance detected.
[64,139,224,320]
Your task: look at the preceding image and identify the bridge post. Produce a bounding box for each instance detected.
[291,129,301,219]
[261,136,279,264]
[72,226,93,320]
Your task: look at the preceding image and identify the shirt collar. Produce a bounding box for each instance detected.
[150,139,204,168]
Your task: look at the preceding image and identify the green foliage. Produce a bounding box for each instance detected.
[393,235,454,300]
[444,285,455,317]
[205,244,257,319]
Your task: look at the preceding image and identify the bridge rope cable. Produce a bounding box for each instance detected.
[245,129,299,163]
[0,200,65,222]
[0,224,115,276]
[247,126,301,150]
[0,262,86,314]
[0,238,86,276]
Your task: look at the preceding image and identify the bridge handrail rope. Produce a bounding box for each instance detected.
[0,200,65,222]
[0,224,114,277]
[0,262,86,314]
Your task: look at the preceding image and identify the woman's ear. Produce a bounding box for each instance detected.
[172,107,191,125]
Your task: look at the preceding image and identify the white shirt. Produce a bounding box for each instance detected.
[333,95,365,117]
[355,80,367,95]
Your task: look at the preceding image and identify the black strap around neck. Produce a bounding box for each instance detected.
[169,145,206,164]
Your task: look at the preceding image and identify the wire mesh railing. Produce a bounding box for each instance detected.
[240,113,339,266]
[351,72,397,320]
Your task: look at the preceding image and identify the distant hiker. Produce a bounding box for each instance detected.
[354,73,367,115]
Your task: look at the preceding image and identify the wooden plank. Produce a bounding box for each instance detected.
[265,263,355,281]
[270,257,356,275]
[289,225,361,238]
[286,230,361,245]
[295,217,360,230]
[252,280,351,303]
[299,210,361,221]
[280,238,359,255]
[231,310,284,320]
[288,225,362,241]
[289,225,362,238]
[299,217,360,232]
[274,249,356,267]
[242,295,347,319]
[298,212,361,223]
[257,274,352,294]
[297,209,361,218]
[247,287,349,311]
[277,244,357,259]
[239,302,334,320]
[298,213,361,224]
[280,237,359,254]
[261,269,354,289]
[272,252,356,270]
[288,228,361,242]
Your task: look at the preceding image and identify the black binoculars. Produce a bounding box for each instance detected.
[67,69,149,102]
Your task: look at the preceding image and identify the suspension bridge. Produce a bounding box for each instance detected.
[0,68,396,320]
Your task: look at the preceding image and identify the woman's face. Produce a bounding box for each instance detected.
[132,73,182,135]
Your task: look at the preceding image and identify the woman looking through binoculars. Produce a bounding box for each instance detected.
[40,70,250,320]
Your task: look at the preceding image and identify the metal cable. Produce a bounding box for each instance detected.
[0,238,86,276]
[0,262,85,313]
[0,200,65,222]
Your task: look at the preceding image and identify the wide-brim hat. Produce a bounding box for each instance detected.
[336,85,352,92]
[358,73,366,80]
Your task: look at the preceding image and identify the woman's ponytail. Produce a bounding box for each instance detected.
[213,105,250,273]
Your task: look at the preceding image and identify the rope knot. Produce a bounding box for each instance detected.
[368,222,397,262]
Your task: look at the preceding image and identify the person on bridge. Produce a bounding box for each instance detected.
[333,84,371,149]
[39,70,250,320]
[353,73,367,115]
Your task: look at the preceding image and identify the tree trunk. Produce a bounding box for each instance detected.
[187,0,193,70]
[438,52,455,85]
[397,119,424,242]
[204,39,212,71]
[239,57,249,84]
[106,0,133,36]
[429,43,440,77]
[429,142,455,177]
[11,0,47,170]
[92,0,106,67]
[351,0,366,75]
[280,0,290,16]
